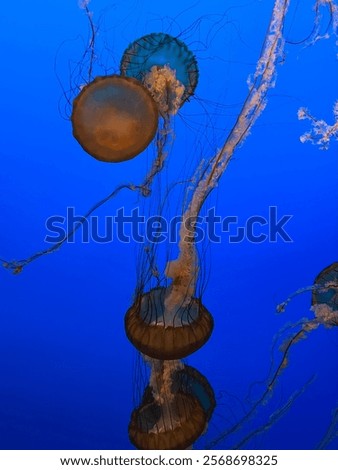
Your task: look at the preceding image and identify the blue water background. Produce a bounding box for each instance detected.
[0,0,337,450]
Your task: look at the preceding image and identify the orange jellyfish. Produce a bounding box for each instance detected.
[129,362,215,450]
[71,75,158,163]
[125,287,214,360]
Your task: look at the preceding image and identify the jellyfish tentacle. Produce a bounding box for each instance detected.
[207,263,337,449]
[232,376,316,450]
[317,406,338,449]
[78,1,96,83]
[1,109,174,274]
[0,183,137,273]
[276,284,321,313]
[142,114,173,196]
[205,322,313,449]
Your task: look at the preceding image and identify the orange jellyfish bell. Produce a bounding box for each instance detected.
[125,287,213,360]
[129,364,215,450]
[129,388,206,450]
[71,75,158,162]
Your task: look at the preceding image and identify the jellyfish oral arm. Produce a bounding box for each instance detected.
[165,0,290,308]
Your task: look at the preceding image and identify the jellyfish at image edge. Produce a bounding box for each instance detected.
[312,262,338,326]
[276,262,338,328]
[207,262,338,449]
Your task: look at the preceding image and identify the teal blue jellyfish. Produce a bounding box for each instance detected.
[312,262,338,324]
[120,32,198,109]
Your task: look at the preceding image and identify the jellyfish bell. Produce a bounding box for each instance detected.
[312,262,338,326]
[129,363,215,450]
[173,365,216,421]
[120,32,198,115]
[312,262,338,309]
[125,287,213,360]
[129,388,206,450]
[71,75,158,163]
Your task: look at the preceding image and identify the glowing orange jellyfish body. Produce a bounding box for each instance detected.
[125,287,214,360]
[71,75,158,162]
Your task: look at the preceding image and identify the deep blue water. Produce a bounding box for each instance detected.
[0,0,337,450]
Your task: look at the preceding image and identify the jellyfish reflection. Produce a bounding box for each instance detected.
[129,362,215,450]
[203,263,338,450]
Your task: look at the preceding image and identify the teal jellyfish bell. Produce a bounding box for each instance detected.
[120,32,199,109]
